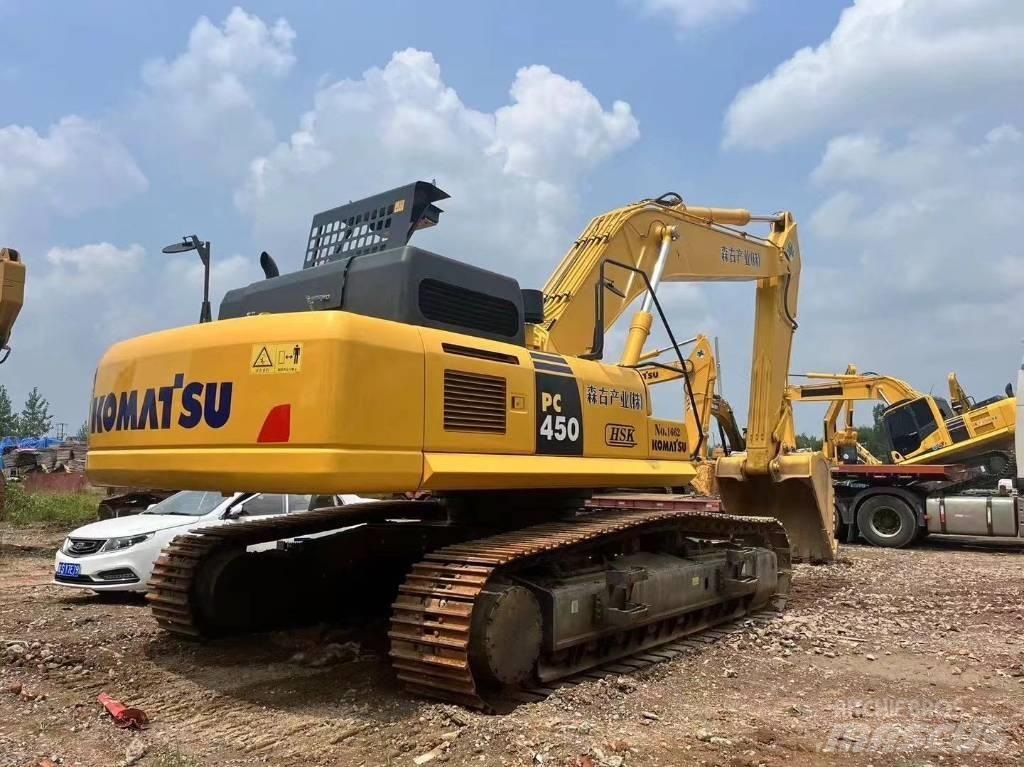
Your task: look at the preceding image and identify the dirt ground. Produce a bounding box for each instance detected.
[1,524,1022,767]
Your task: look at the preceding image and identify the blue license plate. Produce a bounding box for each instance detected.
[57,562,81,578]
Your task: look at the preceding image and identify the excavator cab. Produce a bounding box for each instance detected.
[878,398,938,460]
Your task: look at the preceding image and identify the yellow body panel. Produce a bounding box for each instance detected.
[88,310,695,494]
[422,453,694,490]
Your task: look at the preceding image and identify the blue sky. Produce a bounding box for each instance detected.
[2,0,1022,438]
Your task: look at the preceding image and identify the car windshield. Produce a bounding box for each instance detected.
[143,491,226,517]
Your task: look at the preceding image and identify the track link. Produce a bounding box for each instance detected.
[148,500,438,637]
[388,508,790,709]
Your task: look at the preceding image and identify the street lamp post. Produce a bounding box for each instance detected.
[162,235,212,323]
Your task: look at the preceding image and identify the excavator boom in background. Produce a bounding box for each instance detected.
[627,333,745,458]
[86,182,834,707]
[633,334,745,495]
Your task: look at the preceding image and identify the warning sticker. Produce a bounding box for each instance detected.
[250,343,304,375]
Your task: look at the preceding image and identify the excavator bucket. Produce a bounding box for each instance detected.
[0,248,25,350]
[715,452,837,562]
[689,461,717,496]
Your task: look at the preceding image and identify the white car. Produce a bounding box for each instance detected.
[54,490,369,593]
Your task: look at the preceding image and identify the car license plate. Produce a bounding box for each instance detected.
[56,562,81,578]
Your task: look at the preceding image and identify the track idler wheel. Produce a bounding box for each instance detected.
[468,584,542,686]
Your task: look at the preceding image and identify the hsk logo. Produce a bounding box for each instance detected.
[91,374,233,433]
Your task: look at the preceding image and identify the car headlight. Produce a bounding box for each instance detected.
[100,534,153,552]
[61,538,72,555]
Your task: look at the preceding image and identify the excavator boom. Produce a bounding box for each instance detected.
[535,194,835,560]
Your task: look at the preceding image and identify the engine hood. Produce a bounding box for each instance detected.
[68,513,205,539]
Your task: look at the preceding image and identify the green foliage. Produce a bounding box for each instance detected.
[17,386,53,438]
[0,385,16,435]
[2,485,99,527]
[74,421,89,442]
[795,433,823,451]
[855,403,891,461]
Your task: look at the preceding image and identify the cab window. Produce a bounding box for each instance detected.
[882,398,938,457]
[238,494,286,517]
[286,494,338,513]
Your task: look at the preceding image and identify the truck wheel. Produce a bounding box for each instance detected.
[856,496,918,548]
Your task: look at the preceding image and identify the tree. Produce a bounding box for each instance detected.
[18,387,53,438]
[0,385,16,436]
[75,421,89,442]
[795,433,823,451]
[855,403,890,461]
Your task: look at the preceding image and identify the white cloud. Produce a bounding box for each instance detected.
[0,117,146,241]
[723,0,1024,149]
[42,242,145,295]
[794,124,1024,399]
[133,6,296,173]
[6,241,260,431]
[236,49,639,279]
[628,0,754,31]
[493,65,639,181]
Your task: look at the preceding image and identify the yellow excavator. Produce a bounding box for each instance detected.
[787,366,1016,477]
[86,183,834,707]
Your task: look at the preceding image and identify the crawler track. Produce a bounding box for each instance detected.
[389,508,790,709]
[148,500,438,637]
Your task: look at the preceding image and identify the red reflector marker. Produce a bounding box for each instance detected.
[257,404,291,443]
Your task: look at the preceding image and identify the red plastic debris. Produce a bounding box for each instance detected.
[97,692,150,729]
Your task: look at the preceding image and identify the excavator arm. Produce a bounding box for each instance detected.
[948,372,973,415]
[789,369,921,407]
[0,248,25,363]
[537,195,799,473]
[534,194,835,560]
[711,394,746,454]
[787,367,922,463]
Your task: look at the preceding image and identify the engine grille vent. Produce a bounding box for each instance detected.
[946,415,970,443]
[443,370,507,433]
[441,343,520,365]
[420,279,520,338]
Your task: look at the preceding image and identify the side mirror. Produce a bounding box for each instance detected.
[223,504,245,519]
